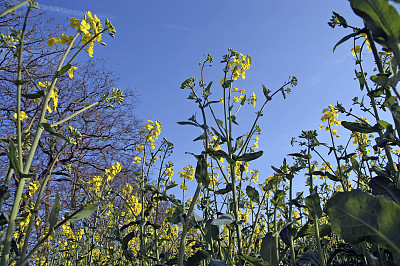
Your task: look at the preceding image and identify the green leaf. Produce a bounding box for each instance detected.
[233,135,244,153]
[238,254,268,266]
[195,156,210,187]
[333,29,366,52]
[100,92,109,103]
[326,190,400,264]
[64,204,98,222]
[305,192,322,219]
[355,70,366,91]
[56,63,71,77]
[236,151,263,162]
[296,252,320,266]
[122,231,136,251]
[305,223,332,238]
[371,73,390,86]
[369,176,400,205]
[186,250,209,266]
[215,183,233,195]
[222,79,233,88]
[341,121,379,133]
[271,190,286,207]
[246,185,260,203]
[350,0,400,65]
[205,220,220,244]
[177,121,200,127]
[166,204,183,224]
[228,115,239,125]
[21,90,45,99]
[49,194,60,229]
[7,139,21,175]
[211,213,235,226]
[40,123,69,142]
[120,220,141,232]
[260,232,278,266]
[206,148,235,164]
[262,84,271,101]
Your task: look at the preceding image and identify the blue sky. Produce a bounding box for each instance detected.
[36,0,387,196]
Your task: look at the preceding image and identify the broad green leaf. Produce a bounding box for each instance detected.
[40,123,69,142]
[369,176,400,205]
[350,0,400,65]
[370,73,390,86]
[295,221,311,239]
[210,257,228,266]
[64,203,98,222]
[186,250,209,266]
[205,220,220,244]
[305,192,322,219]
[238,254,267,266]
[296,252,320,266]
[260,232,278,266]
[49,194,60,229]
[211,213,235,226]
[246,185,260,203]
[165,204,183,224]
[278,222,296,246]
[341,121,381,133]
[236,151,263,162]
[326,190,400,264]
[305,223,332,238]
[206,148,234,164]
[195,156,210,187]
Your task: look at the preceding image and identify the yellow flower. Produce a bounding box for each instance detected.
[70,17,81,29]
[239,89,245,94]
[67,66,78,79]
[250,92,257,107]
[133,156,141,164]
[14,111,28,121]
[180,182,187,190]
[85,42,94,57]
[351,45,361,56]
[233,96,240,103]
[80,19,91,35]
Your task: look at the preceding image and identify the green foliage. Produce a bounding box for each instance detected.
[326,190,400,263]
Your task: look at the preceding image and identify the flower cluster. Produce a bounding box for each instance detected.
[319,104,341,138]
[137,120,162,150]
[227,52,252,80]
[47,11,116,58]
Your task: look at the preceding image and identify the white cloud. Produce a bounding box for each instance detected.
[39,4,85,17]
[39,4,117,20]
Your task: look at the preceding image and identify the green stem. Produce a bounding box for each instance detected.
[18,143,66,262]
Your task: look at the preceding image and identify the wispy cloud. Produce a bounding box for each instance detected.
[40,4,85,17]
[163,24,190,31]
[39,4,117,20]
